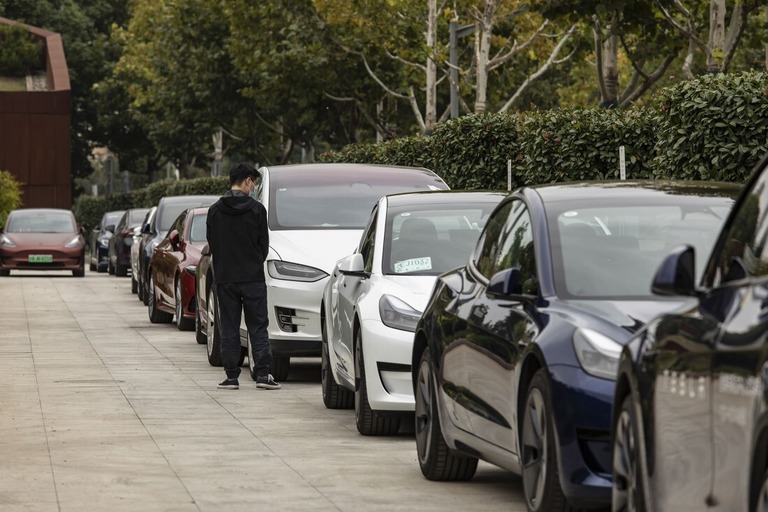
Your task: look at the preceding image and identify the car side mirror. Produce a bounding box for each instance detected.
[202,244,210,256]
[79,226,86,235]
[106,224,115,233]
[338,253,368,278]
[652,245,697,296]
[142,223,151,234]
[487,267,523,296]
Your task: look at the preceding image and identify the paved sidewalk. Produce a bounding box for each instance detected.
[0,270,526,512]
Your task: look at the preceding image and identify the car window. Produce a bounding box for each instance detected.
[170,212,186,237]
[158,198,217,233]
[473,201,516,280]
[189,214,207,243]
[358,207,378,273]
[105,212,123,228]
[6,210,75,233]
[494,205,537,293]
[710,168,768,283]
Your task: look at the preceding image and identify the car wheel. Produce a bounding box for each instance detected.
[522,369,568,512]
[321,317,353,409]
[612,394,647,512]
[89,260,96,271]
[0,269,10,276]
[755,467,768,512]
[354,328,400,436]
[108,260,115,275]
[148,273,173,323]
[415,346,477,480]
[131,275,138,294]
[195,307,206,345]
[206,286,223,366]
[72,267,84,278]
[271,356,290,382]
[142,270,150,305]
[175,278,194,331]
[137,272,145,301]
[115,262,128,277]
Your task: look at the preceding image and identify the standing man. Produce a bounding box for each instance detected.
[206,163,281,390]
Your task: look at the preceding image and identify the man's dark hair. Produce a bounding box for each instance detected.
[229,162,260,185]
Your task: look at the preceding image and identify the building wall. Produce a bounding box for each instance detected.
[0,18,72,210]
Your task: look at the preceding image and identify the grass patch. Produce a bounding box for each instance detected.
[0,76,26,91]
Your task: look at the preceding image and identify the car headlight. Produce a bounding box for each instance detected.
[99,238,109,247]
[64,236,83,248]
[573,328,622,380]
[379,294,422,332]
[267,260,328,282]
[0,234,16,247]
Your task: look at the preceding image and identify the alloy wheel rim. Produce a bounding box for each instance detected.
[149,276,155,312]
[354,335,362,420]
[320,320,329,398]
[206,289,215,356]
[522,388,547,511]
[612,409,638,512]
[175,280,182,326]
[414,358,433,464]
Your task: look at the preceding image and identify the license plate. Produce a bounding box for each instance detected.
[28,254,53,263]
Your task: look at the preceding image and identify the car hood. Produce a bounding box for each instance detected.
[4,232,79,246]
[559,297,695,338]
[378,275,438,313]
[269,230,363,273]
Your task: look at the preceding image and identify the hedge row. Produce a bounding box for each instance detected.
[0,170,23,227]
[74,176,229,229]
[319,71,768,189]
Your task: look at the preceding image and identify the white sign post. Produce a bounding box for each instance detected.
[507,159,512,191]
[619,146,626,180]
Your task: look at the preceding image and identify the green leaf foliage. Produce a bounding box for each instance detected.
[0,24,43,76]
[0,170,23,227]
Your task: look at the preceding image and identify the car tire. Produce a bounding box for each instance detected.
[755,467,768,512]
[108,260,115,275]
[115,262,128,277]
[195,308,206,344]
[521,369,568,512]
[0,269,10,276]
[175,278,194,331]
[321,317,353,409]
[142,270,150,306]
[131,275,138,294]
[612,394,647,512]
[72,267,84,278]
[89,261,96,271]
[415,346,477,480]
[354,329,400,436]
[206,286,223,367]
[148,273,173,323]
[271,356,290,382]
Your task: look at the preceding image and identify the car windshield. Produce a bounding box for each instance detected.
[268,168,447,230]
[129,209,149,224]
[104,212,123,227]
[384,202,496,276]
[7,211,75,233]
[159,198,216,233]
[551,200,735,298]
[189,214,207,243]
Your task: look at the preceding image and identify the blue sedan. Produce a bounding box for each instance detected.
[611,153,768,512]
[411,180,739,511]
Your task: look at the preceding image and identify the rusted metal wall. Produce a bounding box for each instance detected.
[0,17,72,210]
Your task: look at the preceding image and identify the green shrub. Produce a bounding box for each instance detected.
[0,170,23,227]
[651,71,768,183]
[0,25,43,77]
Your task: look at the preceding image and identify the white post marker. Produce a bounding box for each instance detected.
[619,146,626,180]
[508,159,512,191]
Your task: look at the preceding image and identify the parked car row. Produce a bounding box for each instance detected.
[13,155,768,512]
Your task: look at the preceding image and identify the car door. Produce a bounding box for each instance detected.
[445,199,536,448]
[333,206,379,381]
[155,213,186,307]
[706,167,768,510]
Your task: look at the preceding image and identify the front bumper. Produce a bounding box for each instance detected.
[361,319,414,412]
[1,248,84,271]
[547,364,614,508]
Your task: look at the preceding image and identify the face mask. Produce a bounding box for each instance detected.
[249,184,258,200]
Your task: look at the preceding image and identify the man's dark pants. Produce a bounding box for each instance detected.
[216,281,271,380]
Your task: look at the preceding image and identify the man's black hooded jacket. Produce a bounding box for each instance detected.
[206,190,268,283]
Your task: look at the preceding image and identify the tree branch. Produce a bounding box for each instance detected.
[619,54,675,107]
[487,20,550,72]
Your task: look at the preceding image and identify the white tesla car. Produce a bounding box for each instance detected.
[241,163,449,381]
[321,191,505,435]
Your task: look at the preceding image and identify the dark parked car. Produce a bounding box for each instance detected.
[411,180,740,511]
[137,195,217,306]
[132,207,156,296]
[148,207,208,331]
[90,210,124,272]
[108,207,150,277]
[0,208,86,277]
[611,155,768,512]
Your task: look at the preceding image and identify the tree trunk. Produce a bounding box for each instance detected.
[602,31,619,107]
[424,0,438,133]
[474,0,497,114]
[708,0,726,73]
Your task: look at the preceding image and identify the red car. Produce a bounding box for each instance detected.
[0,208,86,277]
[147,207,208,330]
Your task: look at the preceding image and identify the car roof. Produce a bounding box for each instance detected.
[385,190,507,207]
[10,208,73,215]
[158,195,219,205]
[528,180,742,205]
[261,163,432,174]
[188,207,209,215]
